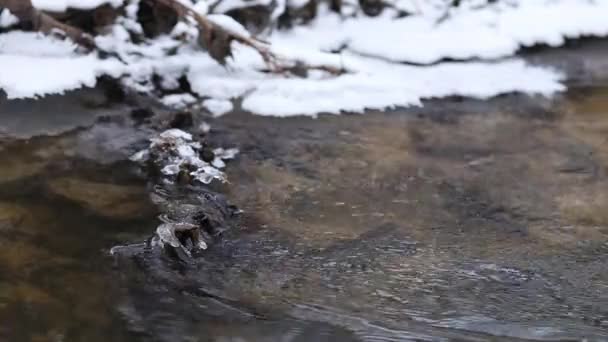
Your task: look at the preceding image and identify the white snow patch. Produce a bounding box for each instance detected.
[0,32,123,98]
[0,31,79,56]
[208,14,251,38]
[0,9,18,28]
[203,98,233,116]
[188,50,564,117]
[276,0,608,64]
[192,0,209,15]
[161,93,198,109]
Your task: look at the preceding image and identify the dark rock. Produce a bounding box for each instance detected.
[359,0,386,17]
[169,112,193,129]
[130,107,154,121]
[200,148,215,163]
[137,0,178,38]
[224,5,272,35]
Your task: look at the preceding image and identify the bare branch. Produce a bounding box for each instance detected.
[0,0,94,49]
[153,0,347,75]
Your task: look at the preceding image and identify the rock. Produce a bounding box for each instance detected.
[169,111,193,129]
[200,147,215,163]
[130,107,154,122]
[46,178,155,220]
[142,186,239,261]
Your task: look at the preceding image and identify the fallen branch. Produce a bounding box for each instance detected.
[0,0,346,75]
[153,0,347,75]
[0,0,94,48]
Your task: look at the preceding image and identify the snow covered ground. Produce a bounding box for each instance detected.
[0,0,606,116]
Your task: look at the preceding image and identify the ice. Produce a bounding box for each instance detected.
[132,129,238,185]
[159,128,193,140]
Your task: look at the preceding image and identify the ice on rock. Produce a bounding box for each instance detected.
[159,129,193,141]
[132,129,238,185]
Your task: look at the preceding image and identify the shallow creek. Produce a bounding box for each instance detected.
[2,45,608,341]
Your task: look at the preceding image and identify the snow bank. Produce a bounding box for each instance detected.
[0,33,123,98]
[187,48,564,116]
[1,0,605,115]
[275,0,608,64]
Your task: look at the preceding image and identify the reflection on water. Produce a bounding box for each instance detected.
[2,87,608,342]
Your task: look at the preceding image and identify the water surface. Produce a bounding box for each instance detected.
[2,54,608,341]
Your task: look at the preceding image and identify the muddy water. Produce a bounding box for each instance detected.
[2,78,608,340]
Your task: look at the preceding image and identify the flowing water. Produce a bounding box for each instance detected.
[2,44,608,341]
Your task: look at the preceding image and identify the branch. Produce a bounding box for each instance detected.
[153,0,347,75]
[0,0,94,49]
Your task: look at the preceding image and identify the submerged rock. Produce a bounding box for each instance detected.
[113,185,240,262]
[154,186,239,259]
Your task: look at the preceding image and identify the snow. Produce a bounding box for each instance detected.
[208,14,251,38]
[161,93,198,108]
[32,0,123,12]
[186,45,564,116]
[276,0,608,64]
[0,31,78,56]
[203,98,234,116]
[159,128,193,140]
[236,59,564,117]
[0,32,123,99]
[1,0,607,115]
[0,10,18,28]
[192,1,209,15]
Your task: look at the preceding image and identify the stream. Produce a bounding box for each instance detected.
[1,41,608,341]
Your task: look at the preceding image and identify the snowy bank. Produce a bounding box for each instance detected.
[0,0,605,116]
